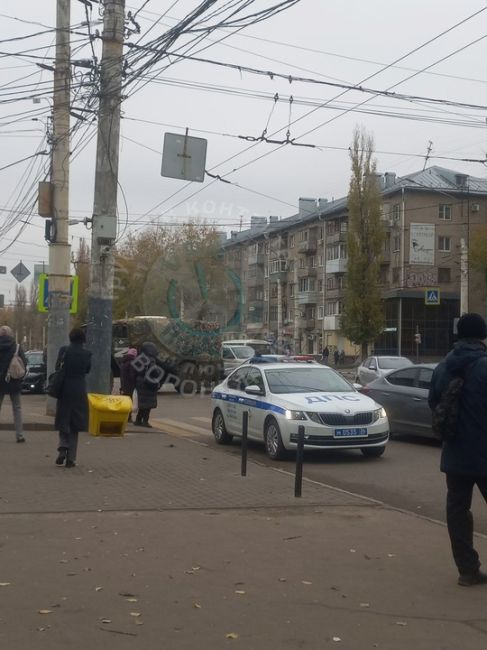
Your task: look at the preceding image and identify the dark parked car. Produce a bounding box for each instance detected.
[359,363,437,438]
[22,350,47,394]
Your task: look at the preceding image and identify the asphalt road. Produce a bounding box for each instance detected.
[149,389,487,535]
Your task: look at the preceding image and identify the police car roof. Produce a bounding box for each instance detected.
[248,356,319,366]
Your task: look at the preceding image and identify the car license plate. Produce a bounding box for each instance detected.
[334,427,368,438]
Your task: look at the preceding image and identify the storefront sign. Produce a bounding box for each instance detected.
[410,223,435,265]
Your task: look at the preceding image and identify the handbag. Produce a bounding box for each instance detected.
[47,349,67,399]
[6,344,26,381]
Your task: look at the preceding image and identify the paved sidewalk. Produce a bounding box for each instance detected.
[1,400,487,649]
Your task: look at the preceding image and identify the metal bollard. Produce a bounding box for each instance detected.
[294,425,305,498]
[241,410,248,477]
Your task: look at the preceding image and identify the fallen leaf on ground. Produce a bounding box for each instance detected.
[332,637,341,642]
[0,583,11,587]
[100,619,111,624]
[302,581,312,585]
[350,549,356,553]
[235,590,246,595]
[130,612,141,617]
[192,566,201,571]
[126,598,138,603]
[38,610,52,615]
[193,603,201,609]
[226,633,239,639]
[360,603,370,608]
[135,619,144,626]
[396,621,407,626]
[95,587,103,592]
[278,578,287,582]
[387,554,396,558]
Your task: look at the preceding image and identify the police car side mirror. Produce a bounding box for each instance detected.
[245,384,264,396]
[353,383,362,390]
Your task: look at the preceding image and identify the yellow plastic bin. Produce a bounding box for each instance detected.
[88,393,132,437]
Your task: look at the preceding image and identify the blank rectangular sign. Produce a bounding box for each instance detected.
[161,132,207,183]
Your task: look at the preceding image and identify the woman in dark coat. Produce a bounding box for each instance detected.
[55,328,91,467]
[0,325,27,443]
[120,347,138,422]
[134,341,161,428]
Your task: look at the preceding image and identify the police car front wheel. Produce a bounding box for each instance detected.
[264,418,286,460]
[212,409,233,445]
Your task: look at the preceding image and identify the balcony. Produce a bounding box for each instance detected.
[247,252,265,265]
[298,239,317,255]
[323,315,341,331]
[297,291,318,305]
[269,270,288,283]
[325,258,347,274]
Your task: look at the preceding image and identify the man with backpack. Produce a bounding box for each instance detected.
[428,313,487,586]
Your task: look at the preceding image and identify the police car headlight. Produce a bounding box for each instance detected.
[306,412,322,423]
[373,407,387,422]
[285,410,307,420]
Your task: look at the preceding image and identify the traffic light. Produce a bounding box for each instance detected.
[414,332,422,345]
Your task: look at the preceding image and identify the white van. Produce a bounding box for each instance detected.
[221,339,273,375]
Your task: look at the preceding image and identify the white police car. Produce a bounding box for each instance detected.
[211,360,389,460]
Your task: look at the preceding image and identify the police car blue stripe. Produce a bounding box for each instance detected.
[212,391,286,415]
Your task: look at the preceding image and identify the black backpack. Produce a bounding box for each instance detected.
[431,359,479,441]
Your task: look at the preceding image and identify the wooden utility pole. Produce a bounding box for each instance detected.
[46,0,71,414]
[86,0,125,394]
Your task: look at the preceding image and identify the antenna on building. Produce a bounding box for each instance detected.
[423,140,433,170]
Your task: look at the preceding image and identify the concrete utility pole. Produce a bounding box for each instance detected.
[46,0,72,414]
[460,237,469,315]
[86,0,125,394]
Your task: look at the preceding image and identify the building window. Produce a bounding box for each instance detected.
[439,204,452,220]
[269,306,278,321]
[270,284,278,298]
[264,242,269,254]
[438,267,451,283]
[289,284,295,297]
[264,265,269,278]
[264,288,268,301]
[298,230,308,242]
[392,204,400,221]
[256,289,264,300]
[289,234,295,248]
[269,259,286,274]
[311,256,317,268]
[298,278,308,292]
[318,254,324,267]
[299,257,305,269]
[393,235,401,252]
[326,301,338,316]
[318,305,324,319]
[327,277,334,290]
[318,226,324,241]
[288,259,294,272]
[438,236,451,252]
[337,275,344,289]
[318,279,323,292]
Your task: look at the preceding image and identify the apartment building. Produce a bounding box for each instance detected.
[221,166,487,358]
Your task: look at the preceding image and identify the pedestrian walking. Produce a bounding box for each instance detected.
[0,325,27,443]
[333,349,339,366]
[134,341,161,428]
[428,313,487,586]
[54,328,92,468]
[322,346,329,365]
[120,347,138,422]
[339,350,345,366]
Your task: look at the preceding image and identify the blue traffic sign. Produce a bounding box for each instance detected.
[425,288,440,305]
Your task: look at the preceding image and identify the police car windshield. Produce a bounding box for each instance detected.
[264,368,351,394]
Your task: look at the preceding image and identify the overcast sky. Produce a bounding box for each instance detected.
[1,0,487,302]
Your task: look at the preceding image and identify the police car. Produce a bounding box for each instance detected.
[211,360,389,460]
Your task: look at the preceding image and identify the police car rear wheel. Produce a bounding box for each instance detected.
[361,446,385,458]
[212,409,233,445]
[265,418,286,460]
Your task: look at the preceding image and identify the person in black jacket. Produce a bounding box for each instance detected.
[120,347,137,422]
[0,325,27,443]
[54,328,92,467]
[134,341,161,428]
[428,313,487,586]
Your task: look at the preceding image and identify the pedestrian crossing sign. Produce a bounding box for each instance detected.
[425,288,440,305]
[37,274,79,313]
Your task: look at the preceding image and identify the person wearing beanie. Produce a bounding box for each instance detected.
[429,312,487,586]
[120,348,138,422]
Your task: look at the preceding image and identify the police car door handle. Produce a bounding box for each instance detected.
[411,397,422,401]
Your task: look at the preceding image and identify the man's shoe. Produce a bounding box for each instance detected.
[16,436,26,443]
[142,422,152,428]
[458,570,487,586]
[65,460,76,468]
[56,453,66,466]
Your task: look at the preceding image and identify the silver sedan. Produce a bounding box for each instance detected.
[355,355,413,385]
[359,363,437,438]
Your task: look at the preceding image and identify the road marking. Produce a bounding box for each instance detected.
[192,417,212,424]
[151,418,211,437]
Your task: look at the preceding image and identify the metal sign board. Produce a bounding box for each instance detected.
[10,261,30,283]
[161,132,207,183]
[37,274,79,314]
[425,288,440,305]
[0,266,6,274]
